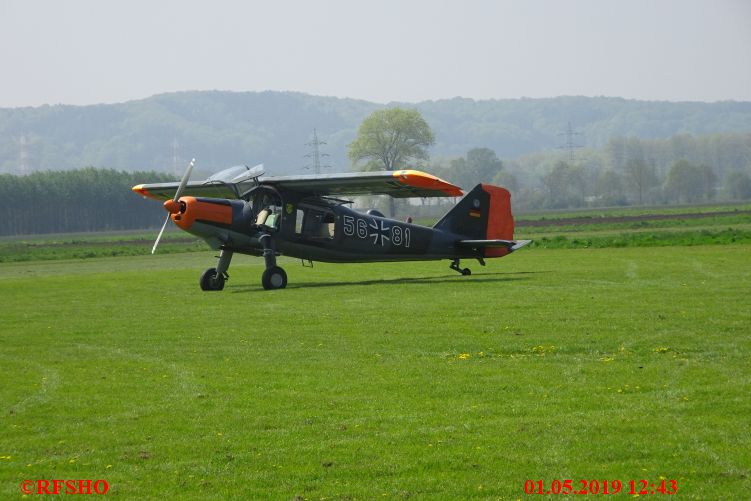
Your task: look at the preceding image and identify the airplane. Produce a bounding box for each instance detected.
[132,160,531,290]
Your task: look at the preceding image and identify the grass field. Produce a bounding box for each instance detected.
[1,241,750,499]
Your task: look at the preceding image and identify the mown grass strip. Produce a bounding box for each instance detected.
[0,239,207,263]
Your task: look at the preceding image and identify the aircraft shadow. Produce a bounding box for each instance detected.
[228,271,539,293]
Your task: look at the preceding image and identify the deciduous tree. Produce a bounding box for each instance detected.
[348,108,435,172]
[348,108,435,215]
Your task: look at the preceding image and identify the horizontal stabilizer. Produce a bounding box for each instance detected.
[457,239,532,252]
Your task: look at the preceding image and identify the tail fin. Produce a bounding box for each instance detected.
[434,184,515,257]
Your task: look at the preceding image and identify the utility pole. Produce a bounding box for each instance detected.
[557,122,583,162]
[304,128,330,174]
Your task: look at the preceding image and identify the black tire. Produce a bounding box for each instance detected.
[461,268,472,276]
[200,268,225,291]
[261,266,287,290]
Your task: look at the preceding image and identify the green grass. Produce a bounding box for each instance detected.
[1,245,750,500]
[0,230,204,263]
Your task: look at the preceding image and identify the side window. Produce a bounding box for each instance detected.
[295,206,335,239]
[295,209,304,234]
[322,212,335,238]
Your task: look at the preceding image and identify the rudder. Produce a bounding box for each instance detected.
[434,184,515,257]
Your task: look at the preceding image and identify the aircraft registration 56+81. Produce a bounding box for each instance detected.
[132,161,530,290]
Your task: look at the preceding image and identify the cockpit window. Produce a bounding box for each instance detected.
[206,164,264,184]
[206,165,251,183]
[249,188,282,230]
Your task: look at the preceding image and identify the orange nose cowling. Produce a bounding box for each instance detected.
[169,197,233,231]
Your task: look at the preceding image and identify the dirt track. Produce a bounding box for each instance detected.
[516,210,751,227]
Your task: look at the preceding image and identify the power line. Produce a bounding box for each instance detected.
[303,128,330,174]
[557,121,583,162]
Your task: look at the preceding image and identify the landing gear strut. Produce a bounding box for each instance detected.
[450,259,471,276]
[260,234,287,290]
[200,249,232,291]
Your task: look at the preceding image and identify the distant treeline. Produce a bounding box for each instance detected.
[0,169,172,236]
[428,132,751,211]
[3,91,751,176]
[3,129,751,236]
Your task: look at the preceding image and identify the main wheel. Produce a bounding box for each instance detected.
[261,266,287,290]
[200,268,225,291]
[461,268,472,276]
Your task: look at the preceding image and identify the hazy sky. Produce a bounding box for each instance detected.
[1,0,749,107]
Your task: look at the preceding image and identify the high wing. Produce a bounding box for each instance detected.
[133,169,463,201]
[132,181,239,201]
[261,170,463,198]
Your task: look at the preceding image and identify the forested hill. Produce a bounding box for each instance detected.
[2,91,751,176]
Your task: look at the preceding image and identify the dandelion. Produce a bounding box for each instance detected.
[458,353,471,360]
[654,347,670,353]
[532,345,556,355]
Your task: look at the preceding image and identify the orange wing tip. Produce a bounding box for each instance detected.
[393,170,463,197]
[132,185,160,200]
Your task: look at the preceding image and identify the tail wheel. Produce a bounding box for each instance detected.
[262,266,287,290]
[200,268,225,291]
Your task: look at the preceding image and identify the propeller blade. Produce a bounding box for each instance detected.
[174,158,196,201]
[152,214,170,254]
[152,158,196,254]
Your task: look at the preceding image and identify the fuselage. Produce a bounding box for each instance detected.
[173,192,480,263]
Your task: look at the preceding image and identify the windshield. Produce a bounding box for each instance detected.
[206,165,251,183]
[206,164,265,184]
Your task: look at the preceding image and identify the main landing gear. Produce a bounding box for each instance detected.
[199,240,288,291]
[262,266,287,290]
[259,234,287,290]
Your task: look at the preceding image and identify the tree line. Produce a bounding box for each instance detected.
[0,169,172,236]
[4,91,751,177]
[346,108,751,213]
[3,109,750,236]
[495,132,751,210]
